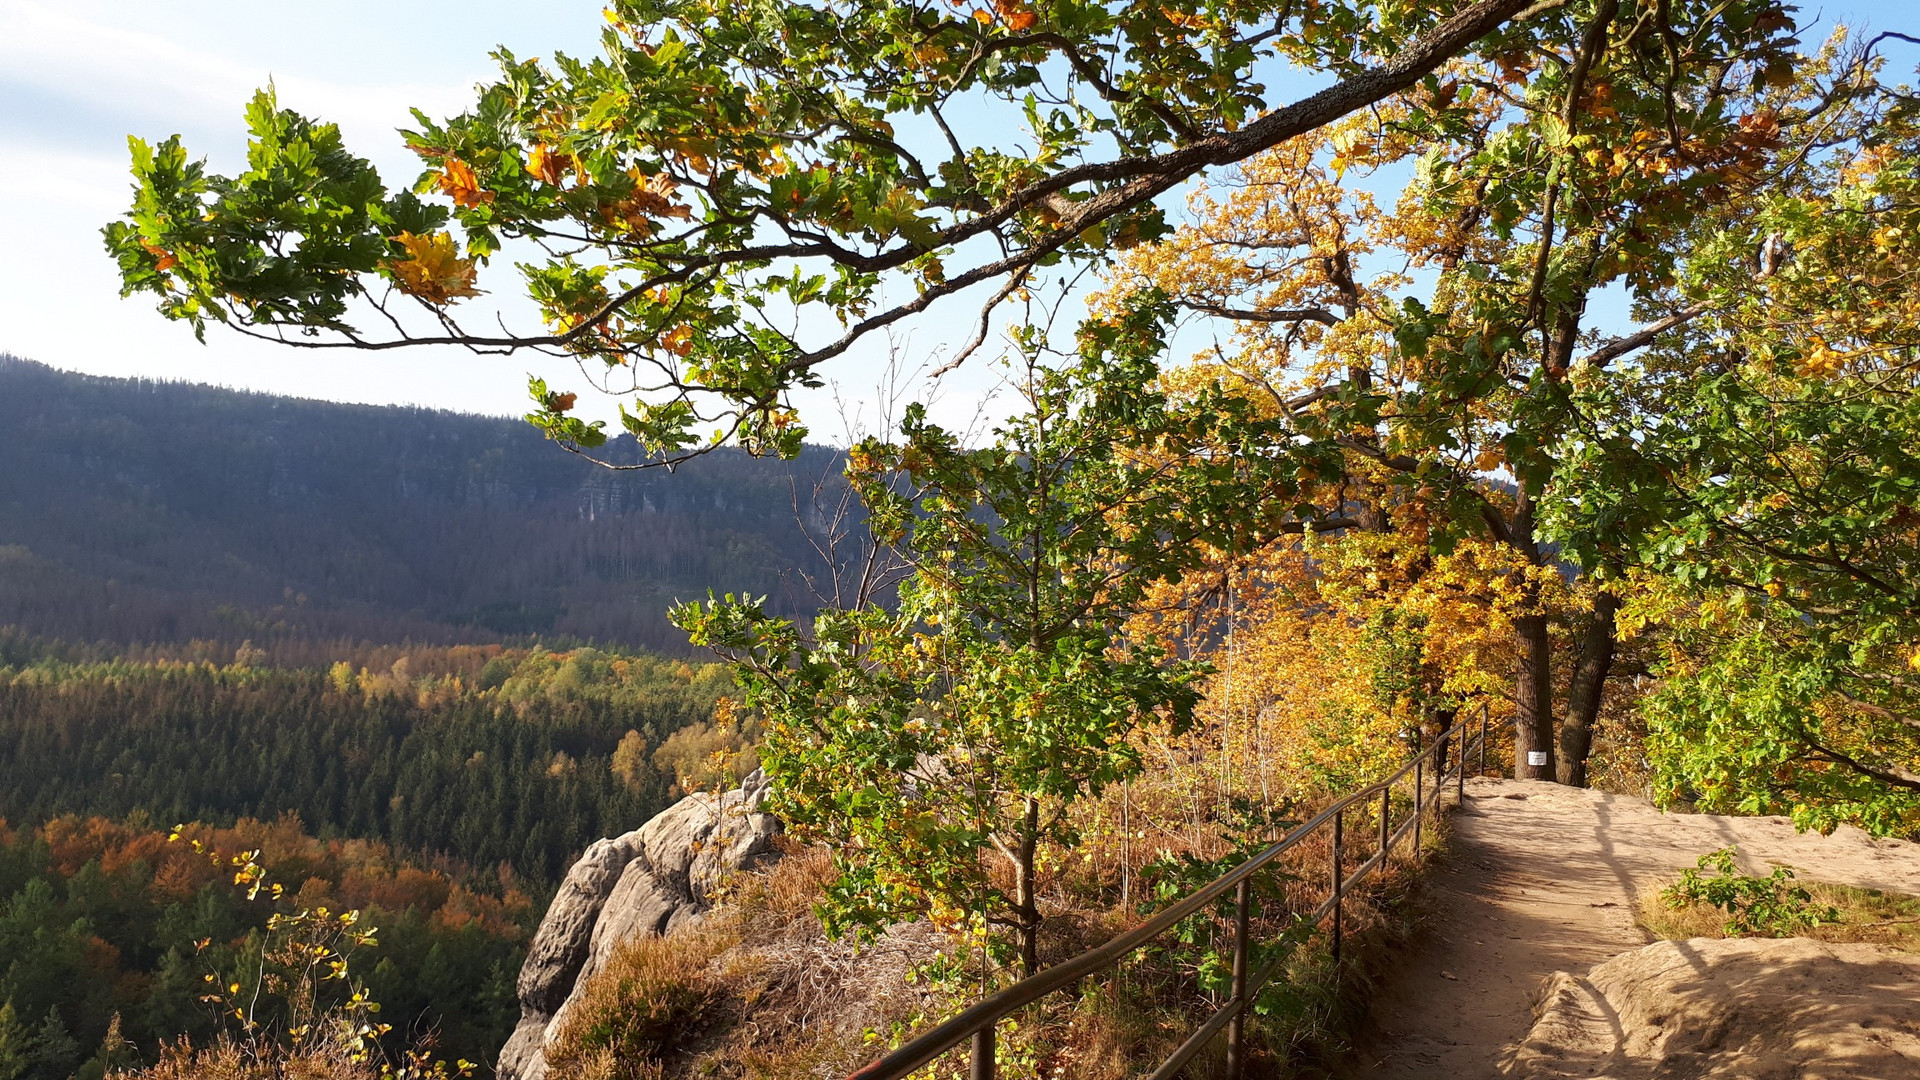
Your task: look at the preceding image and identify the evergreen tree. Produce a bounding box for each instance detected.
[25,1008,78,1080]
[0,1002,27,1080]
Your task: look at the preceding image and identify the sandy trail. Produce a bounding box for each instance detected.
[1337,778,1920,1079]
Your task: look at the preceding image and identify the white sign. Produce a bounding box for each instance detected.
[1527,751,1549,767]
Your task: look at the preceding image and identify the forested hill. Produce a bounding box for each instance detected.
[0,356,844,654]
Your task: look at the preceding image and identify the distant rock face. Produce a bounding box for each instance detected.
[1509,936,1920,1079]
[497,770,782,1080]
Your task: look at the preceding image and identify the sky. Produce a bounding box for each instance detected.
[1,0,1914,432]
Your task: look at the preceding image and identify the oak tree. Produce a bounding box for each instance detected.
[108,0,1564,462]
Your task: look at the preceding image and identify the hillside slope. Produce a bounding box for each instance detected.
[0,357,844,652]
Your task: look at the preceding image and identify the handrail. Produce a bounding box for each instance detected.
[847,703,1497,1080]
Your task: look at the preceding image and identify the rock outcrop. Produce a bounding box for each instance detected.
[1508,936,1920,1079]
[497,770,782,1080]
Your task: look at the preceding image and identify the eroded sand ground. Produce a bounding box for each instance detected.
[1339,778,1920,1079]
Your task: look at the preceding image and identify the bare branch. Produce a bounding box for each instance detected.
[1576,302,1709,368]
[1177,300,1342,325]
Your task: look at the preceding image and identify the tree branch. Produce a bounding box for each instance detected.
[1576,302,1709,368]
[1179,300,1342,325]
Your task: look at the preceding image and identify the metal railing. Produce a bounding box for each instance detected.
[848,705,1496,1080]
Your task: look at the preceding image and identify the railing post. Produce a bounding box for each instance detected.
[970,1025,994,1080]
[1457,726,1466,803]
[1330,809,1344,966]
[1378,786,1390,864]
[1227,877,1251,1078]
[1480,704,1489,777]
[1413,756,1424,856]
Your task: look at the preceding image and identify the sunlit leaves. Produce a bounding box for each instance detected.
[386,232,484,305]
[668,347,1314,962]
[106,0,1567,461]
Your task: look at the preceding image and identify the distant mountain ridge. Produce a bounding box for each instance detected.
[0,356,842,653]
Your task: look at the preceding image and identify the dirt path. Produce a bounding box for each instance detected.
[1338,778,1920,1079]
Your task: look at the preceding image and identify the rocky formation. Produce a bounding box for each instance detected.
[497,770,782,1080]
[1508,936,1920,1079]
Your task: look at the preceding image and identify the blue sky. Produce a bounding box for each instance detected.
[1,0,1912,430]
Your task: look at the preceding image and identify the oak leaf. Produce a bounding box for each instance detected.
[528,145,575,187]
[437,159,494,208]
[994,0,1037,30]
[387,231,484,305]
[141,240,179,273]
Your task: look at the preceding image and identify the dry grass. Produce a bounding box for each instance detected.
[116,1038,374,1080]
[542,845,960,1080]
[947,808,1441,1080]
[543,798,1441,1080]
[1640,877,1920,952]
[545,923,735,1079]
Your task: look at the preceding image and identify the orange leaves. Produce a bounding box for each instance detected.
[1581,80,1617,121]
[991,0,1038,31]
[140,240,179,273]
[1492,47,1533,84]
[387,231,484,306]
[436,158,494,209]
[658,323,694,357]
[1735,109,1782,149]
[1159,6,1210,31]
[527,144,576,187]
[600,170,695,239]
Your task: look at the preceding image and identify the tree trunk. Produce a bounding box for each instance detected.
[1508,489,1557,780]
[1432,706,1457,776]
[1557,589,1620,787]
[1015,796,1041,977]
[1513,611,1557,780]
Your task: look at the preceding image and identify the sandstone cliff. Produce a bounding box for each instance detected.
[497,770,782,1080]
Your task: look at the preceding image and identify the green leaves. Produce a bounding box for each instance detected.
[1661,848,1837,937]
[107,0,1559,465]
[1535,74,1920,827]
[103,90,415,339]
[670,349,1316,960]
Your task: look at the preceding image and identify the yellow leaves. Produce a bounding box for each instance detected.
[1159,6,1211,30]
[1795,335,1851,379]
[1909,648,1920,673]
[387,231,484,306]
[1329,128,1363,180]
[436,158,493,209]
[1843,145,1896,187]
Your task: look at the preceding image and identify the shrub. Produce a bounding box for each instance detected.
[1659,847,1838,937]
[543,927,733,1079]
